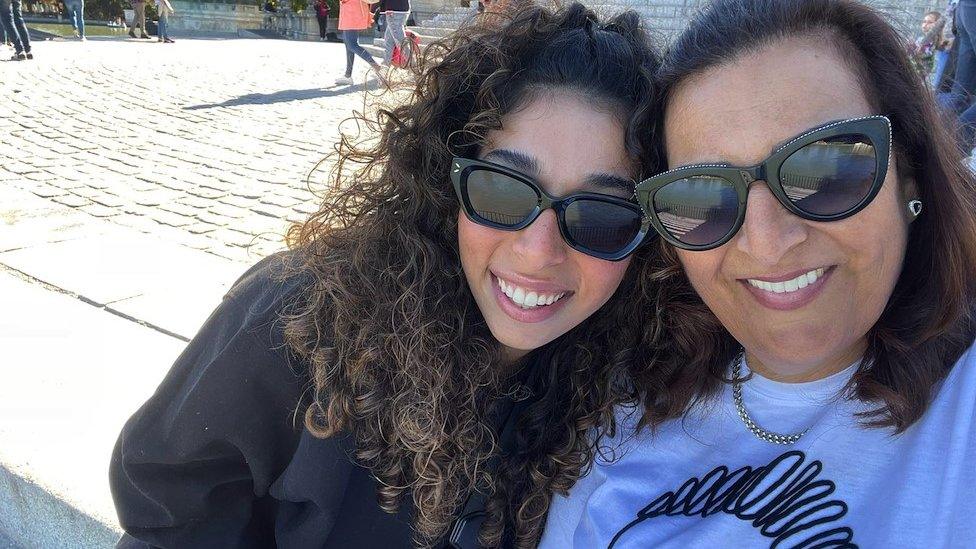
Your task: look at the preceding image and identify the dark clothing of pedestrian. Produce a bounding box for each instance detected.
[1,0,31,56]
[109,253,522,548]
[314,0,329,39]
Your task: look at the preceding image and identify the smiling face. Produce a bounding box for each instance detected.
[665,37,912,382]
[458,90,635,363]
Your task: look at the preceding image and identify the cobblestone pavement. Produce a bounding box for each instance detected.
[1,37,393,262]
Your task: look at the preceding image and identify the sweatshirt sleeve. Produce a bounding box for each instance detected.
[109,255,310,548]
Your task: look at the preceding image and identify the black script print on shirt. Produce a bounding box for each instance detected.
[608,451,857,549]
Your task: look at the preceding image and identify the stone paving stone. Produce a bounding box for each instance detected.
[216,194,256,209]
[251,203,292,219]
[149,210,193,228]
[186,222,220,235]
[52,195,93,209]
[89,193,126,209]
[80,204,122,218]
[29,184,69,199]
[206,203,247,219]
[196,206,236,223]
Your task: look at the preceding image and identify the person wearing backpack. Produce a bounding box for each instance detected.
[382,0,408,65]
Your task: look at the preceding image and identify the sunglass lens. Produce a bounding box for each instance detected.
[563,200,642,255]
[465,169,539,227]
[779,134,877,217]
[652,176,738,247]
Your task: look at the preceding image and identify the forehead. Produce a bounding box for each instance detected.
[484,91,634,182]
[664,38,875,167]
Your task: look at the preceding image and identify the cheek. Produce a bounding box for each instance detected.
[578,256,631,303]
[458,213,500,274]
[675,249,727,298]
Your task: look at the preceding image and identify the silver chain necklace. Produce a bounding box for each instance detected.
[731,352,808,445]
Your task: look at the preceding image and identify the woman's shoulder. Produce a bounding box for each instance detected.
[224,249,312,313]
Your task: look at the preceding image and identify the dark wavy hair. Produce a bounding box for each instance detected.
[635,0,976,433]
[281,4,661,546]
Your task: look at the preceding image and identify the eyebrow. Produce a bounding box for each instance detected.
[584,172,635,193]
[482,148,634,192]
[482,149,539,175]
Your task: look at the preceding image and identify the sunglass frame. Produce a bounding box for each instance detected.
[450,157,649,261]
[634,115,892,251]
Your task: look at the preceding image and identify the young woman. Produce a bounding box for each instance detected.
[110,4,661,547]
[336,0,383,86]
[543,0,976,547]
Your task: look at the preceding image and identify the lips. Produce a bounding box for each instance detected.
[746,267,825,294]
[740,266,835,311]
[496,277,567,309]
[490,271,573,323]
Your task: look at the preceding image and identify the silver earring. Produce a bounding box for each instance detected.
[908,199,923,217]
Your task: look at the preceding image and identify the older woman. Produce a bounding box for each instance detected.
[541,0,976,547]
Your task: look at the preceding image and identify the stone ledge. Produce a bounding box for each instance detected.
[0,465,119,549]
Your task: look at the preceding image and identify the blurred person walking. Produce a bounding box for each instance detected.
[944,0,976,151]
[156,0,174,42]
[0,0,32,60]
[314,0,329,40]
[335,0,383,86]
[382,0,407,65]
[65,0,85,40]
[910,11,946,80]
[128,0,150,38]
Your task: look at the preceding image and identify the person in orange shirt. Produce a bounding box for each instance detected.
[337,0,383,85]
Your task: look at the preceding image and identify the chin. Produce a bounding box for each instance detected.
[491,326,557,354]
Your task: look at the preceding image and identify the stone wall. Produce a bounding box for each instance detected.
[169,0,944,38]
[579,0,944,39]
[169,1,267,34]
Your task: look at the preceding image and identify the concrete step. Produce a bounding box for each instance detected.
[363,43,385,59]
[371,29,450,49]
[0,186,247,549]
[409,25,454,38]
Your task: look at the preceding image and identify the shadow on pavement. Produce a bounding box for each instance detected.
[183,84,382,109]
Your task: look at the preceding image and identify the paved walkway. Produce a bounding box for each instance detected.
[0,36,396,548]
[1,36,388,263]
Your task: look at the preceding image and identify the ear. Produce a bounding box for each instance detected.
[901,176,921,224]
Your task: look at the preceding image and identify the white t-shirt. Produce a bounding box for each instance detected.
[540,341,976,549]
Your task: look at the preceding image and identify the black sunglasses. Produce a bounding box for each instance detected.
[635,115,892,251]
[450,157,648,261]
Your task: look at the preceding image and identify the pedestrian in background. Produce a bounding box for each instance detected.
[910,11,945,79]
[128,0,150,39]
[64,0,85,40]
[932,4,957,88]
[945,0,976,152]
[314,0,329,41]
[335,0,383,86]
[382,0,408,65]
[0,11,8,48]
[1,0,32,60]
[155,0,173,43]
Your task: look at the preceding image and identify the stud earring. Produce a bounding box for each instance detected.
[908,199,923,217]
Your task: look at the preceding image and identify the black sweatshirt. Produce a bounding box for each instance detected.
[110,253,423,548]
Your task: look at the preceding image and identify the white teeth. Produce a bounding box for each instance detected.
[747,268,825,294]
[495,276,568,309]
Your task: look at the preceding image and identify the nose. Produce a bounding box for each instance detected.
[510,209,569,270]
[734,182,809,265]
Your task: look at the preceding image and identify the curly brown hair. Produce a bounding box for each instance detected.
[635,0,976,433]
[281,4,661,546]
